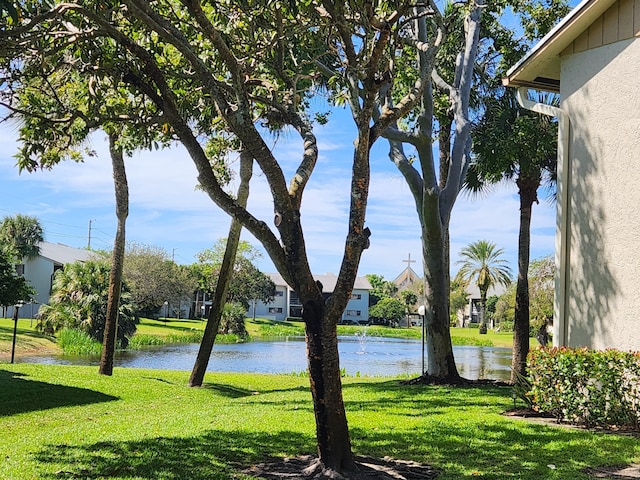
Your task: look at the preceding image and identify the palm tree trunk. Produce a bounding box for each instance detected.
[511,175,539,384]
[189,151,252,387]
[99,134,129,376]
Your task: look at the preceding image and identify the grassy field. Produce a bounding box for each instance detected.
[1,363,638,479]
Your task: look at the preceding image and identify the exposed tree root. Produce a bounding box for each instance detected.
[244,455,439,479]
[401,374,510,387]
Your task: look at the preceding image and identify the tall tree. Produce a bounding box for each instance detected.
[374,0,486,381]
[1,62,171,376]
[456,240,512,329]
[467,0,568,383]
[190,150,252,387]
[469,89,557,381]
[100,134,129,375]
[1,3,429,474]
[0,214,44,261]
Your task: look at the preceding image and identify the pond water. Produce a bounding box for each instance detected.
[20,335,512,380]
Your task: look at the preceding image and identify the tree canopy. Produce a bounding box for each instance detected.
[0,214,44,261]
[0,247,34,307]
[123,242,197,318]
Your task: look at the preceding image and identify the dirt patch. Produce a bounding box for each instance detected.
[583,465,640,479]
[244,455,439,480]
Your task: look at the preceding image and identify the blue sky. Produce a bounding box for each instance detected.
[0,104,556,282]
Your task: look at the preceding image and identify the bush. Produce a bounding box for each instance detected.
[495,320,514,332]
[220,302,248,338]
[526,347,640,429]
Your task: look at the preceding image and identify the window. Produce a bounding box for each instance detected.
[275,290,284,297]
[268,307,283,313]
[346,310,361,316]
[15,264,25,276]
[351,293,361,300]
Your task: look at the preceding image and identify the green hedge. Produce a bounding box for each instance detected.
[526,347,640,429]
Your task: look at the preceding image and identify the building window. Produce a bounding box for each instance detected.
[351,293,361,300]
[15,264,25,276]
[346,310,361,316]
[275,291,284,297]
[268,307,283,313]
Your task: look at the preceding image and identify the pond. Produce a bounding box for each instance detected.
[20,335,512,380]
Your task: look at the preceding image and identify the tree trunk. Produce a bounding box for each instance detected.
[99,134,129,376]
[422,222,461,382]
[304,296,355,474]
[189,151,252,387]
[510,175,539,384]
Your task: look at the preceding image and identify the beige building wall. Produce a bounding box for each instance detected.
[559,37,640,349]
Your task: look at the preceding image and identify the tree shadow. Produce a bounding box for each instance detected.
[34,429,314,479]
[351,419,637,478]
[30,411,638,479]
[560,78,621,347]
[0,369,118,416]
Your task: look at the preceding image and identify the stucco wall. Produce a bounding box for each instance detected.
[560,38,640,350]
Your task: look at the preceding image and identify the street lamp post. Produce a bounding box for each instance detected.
[163,301,169,324]
[10,301,24,364]
[418,305,426,376]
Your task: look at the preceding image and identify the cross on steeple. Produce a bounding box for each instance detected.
[403,253,416,270]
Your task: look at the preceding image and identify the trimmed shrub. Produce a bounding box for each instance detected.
[526,347,640,429]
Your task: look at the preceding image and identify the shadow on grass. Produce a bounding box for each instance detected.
[0,324,53,341]
[35,428,314,479]
[31,416,639,479]
[350,420,638,479]
[0,369,118,417]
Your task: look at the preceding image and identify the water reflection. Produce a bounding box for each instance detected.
[21,336,512,380]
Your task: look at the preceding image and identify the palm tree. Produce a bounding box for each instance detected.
[0,214,44,260]
[456,240,512,331]
[38,260,136,346]
[469,88,558,382]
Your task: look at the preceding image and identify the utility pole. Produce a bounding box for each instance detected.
[172,248,176,262]
[87,219,93,249]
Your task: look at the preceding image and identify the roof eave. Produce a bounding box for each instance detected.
[503,0,617,91]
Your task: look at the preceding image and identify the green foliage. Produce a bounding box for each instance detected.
[368,297,405,324]
[128,330,205,348]
[491,283,516,325]
[220,302,248,338]
[124,242,197,318]
[527,348,640,429]
[365,274,398,305]
[456,240,513,298]
[399,290,417,308]
[528,255,554,331]
[449,277,469,324]
[0,214,44,260]
[57,328,102,355]
[195,240,274,309]
[0,247,35,307]
[37,261,137,347]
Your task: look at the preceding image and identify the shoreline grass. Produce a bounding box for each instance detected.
[1,316,516,360]
[1,363,638,479]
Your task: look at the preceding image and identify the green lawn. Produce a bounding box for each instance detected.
[1,364,637,479]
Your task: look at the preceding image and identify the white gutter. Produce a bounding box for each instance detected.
[516,87,570,347]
